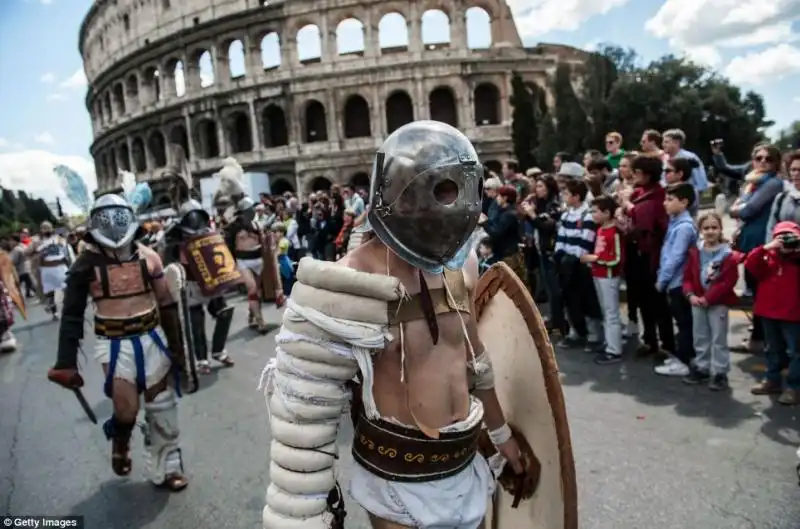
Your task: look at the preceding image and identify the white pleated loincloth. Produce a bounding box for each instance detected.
[95,330,173,390]
[239,257,263,277]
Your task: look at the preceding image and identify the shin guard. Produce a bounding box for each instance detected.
[142,389,183,485]
[102,414,135,442]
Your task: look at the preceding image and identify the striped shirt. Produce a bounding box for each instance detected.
[554,203,597,259]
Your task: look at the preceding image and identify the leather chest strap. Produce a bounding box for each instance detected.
[352,414,481,483]
[387,269,471,326]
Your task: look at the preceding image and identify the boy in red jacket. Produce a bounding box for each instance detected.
[581,195,624,364]
[745,221,800,405]
[682,213,742,390]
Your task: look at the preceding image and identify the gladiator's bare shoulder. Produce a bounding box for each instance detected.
[337,240,379,274]
[137,242,164,273]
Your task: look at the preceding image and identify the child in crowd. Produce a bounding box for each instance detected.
[581,195,624,364]
[682,212,741,390]
[746,221,800,405]
[554,179,602,348]
[273,224,295,296]
[477,237,495,276]
[664,157,701,216]
[655,182,698,376]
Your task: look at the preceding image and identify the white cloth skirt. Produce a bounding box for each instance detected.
[40,264,67,295]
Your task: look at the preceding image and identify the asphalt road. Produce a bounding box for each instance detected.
[1,280,799,528]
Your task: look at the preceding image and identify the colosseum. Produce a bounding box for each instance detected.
[80,0,587,204]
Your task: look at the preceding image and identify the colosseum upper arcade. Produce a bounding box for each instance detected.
[80,0,587,195]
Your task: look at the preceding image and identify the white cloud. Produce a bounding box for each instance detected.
[40,72,56,84]
[0,150,97,211]
[46,93,67,102]
[40,0,53,4]
[724,44,800,85]
[59,68,86,90]
[794,96,800,104]
[647,0,800,72]
[34,132,55,145]
[508,0,630,39]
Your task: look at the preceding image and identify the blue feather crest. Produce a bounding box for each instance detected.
[128,183,152,213]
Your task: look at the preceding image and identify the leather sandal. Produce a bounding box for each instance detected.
[111,438,132,476]
[157,474,189,492]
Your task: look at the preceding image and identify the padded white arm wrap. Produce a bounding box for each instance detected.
[469,351,495,390]
[260,258,404,529]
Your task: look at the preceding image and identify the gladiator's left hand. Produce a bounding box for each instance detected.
[497,437,524,474]
[275,292,286,308]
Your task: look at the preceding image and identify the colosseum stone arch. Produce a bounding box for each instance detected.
[80,0,587,196]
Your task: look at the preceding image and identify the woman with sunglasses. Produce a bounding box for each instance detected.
[729,144,785,353]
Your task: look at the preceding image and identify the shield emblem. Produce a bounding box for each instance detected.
[475,262,578,529]
[0,250,26,320]
[181,232,242,298]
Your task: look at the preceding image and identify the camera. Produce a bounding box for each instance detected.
[780,232,800,250]
[710,139,724,148]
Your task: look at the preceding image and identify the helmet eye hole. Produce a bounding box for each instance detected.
[433,179,459,205]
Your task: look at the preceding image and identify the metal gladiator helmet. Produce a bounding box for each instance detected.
[177,199,210,234]
[367,120,483,273]
[88,194,139,249]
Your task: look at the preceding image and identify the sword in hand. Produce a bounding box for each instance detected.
[73,388,98,424]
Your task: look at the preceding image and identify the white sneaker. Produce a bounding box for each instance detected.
[0,331,17,352]
[655,359,690,376]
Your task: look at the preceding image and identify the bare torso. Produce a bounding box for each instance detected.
[339,238,478,430]
[235,228,261,252]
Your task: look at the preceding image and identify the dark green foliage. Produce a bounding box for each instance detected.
[510,43,772,171]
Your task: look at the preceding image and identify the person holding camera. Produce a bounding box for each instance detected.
[745,221,800,405]
[729,144,785,353]
[766,150,800,241]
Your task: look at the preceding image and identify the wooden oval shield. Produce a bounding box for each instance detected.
[181,232,242,297]
[475,262,577,529]
[0,250,25,320]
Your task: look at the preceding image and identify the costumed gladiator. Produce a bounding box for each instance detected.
[214,157,283,334]
[260,121,566,529]
[28,221,74,319]
[46,191,193,492]
[161,195,239,375]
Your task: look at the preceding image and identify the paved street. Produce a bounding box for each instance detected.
[1,283,799,529]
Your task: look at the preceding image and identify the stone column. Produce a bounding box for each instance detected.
[215,110,228,157]
[326,90,339,142]
[363,10,377,59]
[244,34,262,78]
[249,99,262,150]
[320,18,333,62]
[183,113,196,159]
[213,44,230,87]
[408,4,422,54]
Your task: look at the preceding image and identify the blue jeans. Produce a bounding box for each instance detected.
[761,318,800,389]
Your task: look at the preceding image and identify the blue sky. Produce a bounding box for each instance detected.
[0,0,797,205]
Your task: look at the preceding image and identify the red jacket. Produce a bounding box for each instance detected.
[682,245,742,307]
[591,225,624,278]
[629,185,668,273]
[744,245,800,322]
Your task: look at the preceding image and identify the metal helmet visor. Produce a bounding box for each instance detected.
[89,205,139,249]
[369,155,483,273]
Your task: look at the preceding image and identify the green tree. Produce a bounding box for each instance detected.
[552,64,589,155]
[510,73,539,171]
[775,121,800,150]
[536,112,559,170]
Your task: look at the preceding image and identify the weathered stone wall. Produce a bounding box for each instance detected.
[80,0,587,195]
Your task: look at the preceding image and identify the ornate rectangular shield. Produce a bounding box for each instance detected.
[181,232,242,298]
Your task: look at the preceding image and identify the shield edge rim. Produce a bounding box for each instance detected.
[474,261,578,529]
